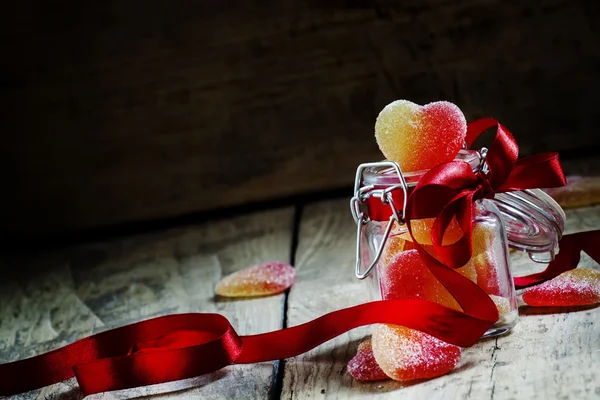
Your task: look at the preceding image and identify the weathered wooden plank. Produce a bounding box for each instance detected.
[0,207,294,399]
[283,199,600,399]
[2,0,599,239]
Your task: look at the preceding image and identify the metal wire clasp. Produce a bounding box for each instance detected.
[350,161,408,279]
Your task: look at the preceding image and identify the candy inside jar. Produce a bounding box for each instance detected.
[352,149,565,338]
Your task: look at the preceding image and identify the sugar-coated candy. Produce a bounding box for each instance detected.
[347,338,389,381]
[399,217,464,246]
[457,260,477,283]
[215,261,295,297]
[372,324,461,381]
[375,100,467,172]
[381,234,408,266]
[469,251,501,295]
[472,222,495,255]
[489,295,511,316]
[380,250,462,311]
[522,268,600,307]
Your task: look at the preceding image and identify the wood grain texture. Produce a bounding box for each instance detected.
[283,199,600,399]
[0,207,294,399]
[2,0,599,238]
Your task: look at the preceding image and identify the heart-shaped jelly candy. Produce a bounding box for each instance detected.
[375,100,467,172]
[347,338,388,381]
[215,261,295,297]
[522,268,600,307]
[372,324,461,381]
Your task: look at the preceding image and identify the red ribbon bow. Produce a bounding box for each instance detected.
[406,117,567,270]
[1,118,598,397]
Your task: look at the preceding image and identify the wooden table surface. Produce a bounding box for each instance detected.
[1,199,599,400]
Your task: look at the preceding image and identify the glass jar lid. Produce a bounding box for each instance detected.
[492,189,565,263]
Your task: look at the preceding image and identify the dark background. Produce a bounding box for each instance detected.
[1,0,599,243]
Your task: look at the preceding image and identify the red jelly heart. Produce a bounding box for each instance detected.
[215,261,295,297]
[372,324,461,381]
[522,268,600,307]
[375,100,467,172]
[347,338,389,381]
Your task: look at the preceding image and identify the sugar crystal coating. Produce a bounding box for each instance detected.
[469,251,501,296]
[379,249,462,311]
[375,100,467,172]
[215,261,295,297]
[372,324,461,381]
[400,217,464,246]
[381,234,407,266]
[522,268,600,307]
[489,294,511,316]
[472,222,496,255]
[347,338,389,381]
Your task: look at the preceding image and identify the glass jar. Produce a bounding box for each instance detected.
[351,150,565,338]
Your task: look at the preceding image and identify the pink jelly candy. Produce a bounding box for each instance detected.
[381,249,462,311]
[347,338,389,381]
[372,324,461,381]
[215,261,295,297]
[375,100,467,172]
[522,268,600,307]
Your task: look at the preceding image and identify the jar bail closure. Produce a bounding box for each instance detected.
[351,161,408,279]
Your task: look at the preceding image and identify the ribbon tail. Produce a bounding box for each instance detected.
[497,152,566,192]
[0,299,497,397]
[514,230,600,289]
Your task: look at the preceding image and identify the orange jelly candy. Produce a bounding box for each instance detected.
[375,100,467,172]
[372,324,461,381]
[400,217,464,246]
[215,261,295,297]
[380,249,462,311]
[381,232,410,266]
[472,222,496,254]
[522,268,600,307]
[347,338,389,381]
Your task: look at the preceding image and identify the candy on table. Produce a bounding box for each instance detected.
[372,324,461,381]
[489,294,511,316]
[347,338,389,381]
[380,249,462,311]
[374,100,467,172]
[215,261,295,297]
[521,268,600,307]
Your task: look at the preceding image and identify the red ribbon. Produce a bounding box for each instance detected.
[1,300,489,396]
[403,118,597,290]
[1,118,597,397]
